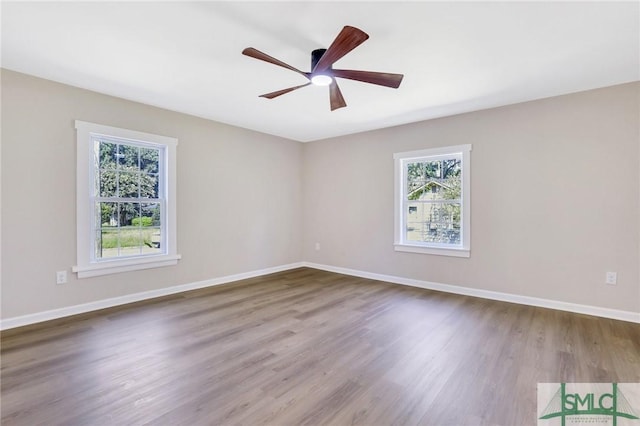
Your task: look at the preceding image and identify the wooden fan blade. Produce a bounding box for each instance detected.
[332,69,404,88]
[313,26,369,73]
[329,80,347,111]
[259,83,311,99]
[243,47,310,79]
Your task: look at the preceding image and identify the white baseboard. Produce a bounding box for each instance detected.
[3,260,638,330]
[0,262,305,330]
[302,262,640,324]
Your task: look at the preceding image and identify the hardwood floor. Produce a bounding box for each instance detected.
[2,268,639,425]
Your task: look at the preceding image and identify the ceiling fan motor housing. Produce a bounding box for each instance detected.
[311,49,328,72]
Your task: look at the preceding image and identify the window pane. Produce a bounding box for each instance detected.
[93,141,101,196]
[141,203,161,226]
[406,221,425,242]
[141,203,162,254]
[94,230,101,259]
[407,203,461,244]
[99,141,117,170]
[118,203,142,256]
[118,144,139,169]
[407,202,421,219]
[120,202,140,227]
[99,170,117,197]
[94,201,102,231]
[140,147,159,174]
[140,173,158,199]
[407,162,427,193]
[142,227,162,254]
[406,201,423,242]
[96,202,119,259]
[98,202,118,227]
[118,172,139,198]
[407,158,461,202]
[99,228,120,258]
[119,236,143,257]
[94,143,163,260]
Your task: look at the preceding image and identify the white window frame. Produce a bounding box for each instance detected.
[73,121,180,278]
[394,144,472,258]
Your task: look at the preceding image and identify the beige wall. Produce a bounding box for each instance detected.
[303,82,640,313]
[2,70,639,321]
[1,69,302,319]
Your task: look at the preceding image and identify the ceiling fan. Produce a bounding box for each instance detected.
[242,26,404,111]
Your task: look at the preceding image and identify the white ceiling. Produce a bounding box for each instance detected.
[2,1,638,142]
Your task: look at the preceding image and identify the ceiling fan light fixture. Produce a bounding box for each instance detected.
[242,26,403,110]
[311,74,333,86]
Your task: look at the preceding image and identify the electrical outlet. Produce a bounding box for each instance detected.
[315,242,321,251]
[605,272,617,285]
[56,270,67,285]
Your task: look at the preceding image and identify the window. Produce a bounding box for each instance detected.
[394,144,471,257]
[73,121,180,278]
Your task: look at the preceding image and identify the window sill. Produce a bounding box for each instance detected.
[394,244,470,258]
[73,254,182,278]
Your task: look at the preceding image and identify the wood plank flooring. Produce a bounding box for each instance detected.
[2,268,639,425]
